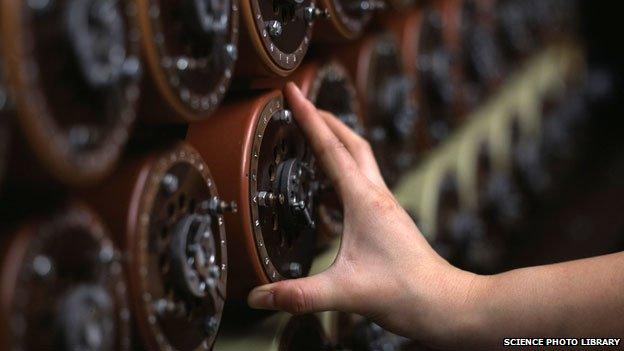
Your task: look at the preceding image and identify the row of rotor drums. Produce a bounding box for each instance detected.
[0,0,579,188]
[0,0,580,350]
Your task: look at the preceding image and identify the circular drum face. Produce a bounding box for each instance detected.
[0,0,141,185]
[250,98,319,281]
[243,0,315,74]
[0,206,130,351]
[365,35,417,185]
[128,145,227,351]
[308,63,362,239]
[309,63,363,134]
[137,0,239,121]
[320,0,375,39]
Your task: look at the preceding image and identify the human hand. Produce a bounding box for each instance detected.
[247,82,483,348]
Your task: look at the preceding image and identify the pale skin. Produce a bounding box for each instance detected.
[248,82,624,350]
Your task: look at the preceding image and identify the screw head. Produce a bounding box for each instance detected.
[266,20,283,38]
[209,265,221,279]
[122,56,142,79]
[225,43,237,61]
[257,191,276,207]
[33,255,53,278]
[161,173,179,194]
[68,126,96,150]
[274,109,293,124]
[285,262,302,278]
[98,245,115,264]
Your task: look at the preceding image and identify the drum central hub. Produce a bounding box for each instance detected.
[58,285,115,351]
[274,158,317,241]
[170,214,220,299]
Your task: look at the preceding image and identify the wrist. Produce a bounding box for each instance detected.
[410,260,491,349]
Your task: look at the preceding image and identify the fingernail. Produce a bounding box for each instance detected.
[248,286,276,310]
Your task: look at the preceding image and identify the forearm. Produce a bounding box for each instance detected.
[434,252,624,350]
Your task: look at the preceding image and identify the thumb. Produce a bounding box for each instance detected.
[247,273,339,314]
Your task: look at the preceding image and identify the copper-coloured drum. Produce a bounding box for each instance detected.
[135,0,239,122]
[314,0,381,41]
[0,204,130,351]
[383,9,433,153]
[187,90,321,298]
[84,142,229,351]
[236,0,317,76]
[339,32,418,186]
[382,9,423,79]
[0,0,141,185]
[293,61,363,241]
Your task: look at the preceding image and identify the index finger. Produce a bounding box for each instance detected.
[283,82,362,198]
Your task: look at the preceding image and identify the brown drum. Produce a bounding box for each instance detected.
[339,32,418,187]
[0,0,141,185]
[0,204,130,351]
[293,61,363,242]
[383,9,432,153]
[236,0,317,76]
[314,0,381,41]
[134,0,239,122]
[187,90,321,298]
[295,61,362,132]
[84,142,230,351]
